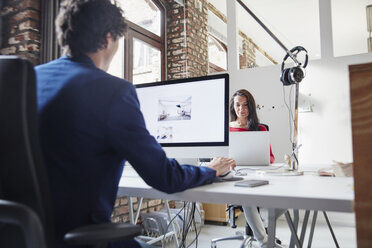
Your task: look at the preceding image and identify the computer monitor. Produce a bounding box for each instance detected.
[135,73,229,161]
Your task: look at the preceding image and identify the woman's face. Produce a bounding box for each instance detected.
[233,95,249,119]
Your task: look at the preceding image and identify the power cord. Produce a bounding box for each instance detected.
[161,201,203,248]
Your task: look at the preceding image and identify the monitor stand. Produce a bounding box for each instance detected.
[175,158,200,166]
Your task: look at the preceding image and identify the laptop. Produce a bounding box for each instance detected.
[229,131,270,166]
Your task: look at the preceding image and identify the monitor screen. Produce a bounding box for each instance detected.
[135,73,229,159]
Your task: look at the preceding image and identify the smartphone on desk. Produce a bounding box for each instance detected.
[234,179,269,187]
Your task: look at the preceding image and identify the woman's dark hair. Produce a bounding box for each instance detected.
[56,0,126,57]
[229,89,260,131]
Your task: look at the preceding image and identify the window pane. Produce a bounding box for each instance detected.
[107,36,125,79]
[208,0,228,73]
[133,38,161,84]
[208,35,227,71]
[117,0,161,36]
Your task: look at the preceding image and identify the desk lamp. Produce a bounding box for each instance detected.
[237,0,308,174]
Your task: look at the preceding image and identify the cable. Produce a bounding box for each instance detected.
[181,202,194,247]
[160,201,202,248]
[282,84,294,144]
[283,83,302,167]
[161,203,186,245]
[186,202,203,248]
[179,202,200,248]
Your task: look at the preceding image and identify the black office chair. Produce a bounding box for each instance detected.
[0,56,141,248]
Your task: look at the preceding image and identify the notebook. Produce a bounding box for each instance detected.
[229,131,270,166]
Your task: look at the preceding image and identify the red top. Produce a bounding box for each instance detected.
[229,125,275,164]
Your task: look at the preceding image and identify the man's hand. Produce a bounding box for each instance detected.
[207,157,236,176]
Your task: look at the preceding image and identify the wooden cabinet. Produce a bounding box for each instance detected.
[202,203,242,224]
[202,203,229,223]
[349,62,372,248]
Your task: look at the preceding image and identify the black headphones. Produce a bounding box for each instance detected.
[280,46,308,86]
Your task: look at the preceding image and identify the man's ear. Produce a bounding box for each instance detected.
[103,33,113,49]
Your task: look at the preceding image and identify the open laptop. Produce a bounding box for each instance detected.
[229,131,270,166]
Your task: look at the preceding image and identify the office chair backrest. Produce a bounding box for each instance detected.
[0,56,53,246]
[260,123,269,131]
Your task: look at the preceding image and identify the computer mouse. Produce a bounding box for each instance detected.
[219,170,234,179]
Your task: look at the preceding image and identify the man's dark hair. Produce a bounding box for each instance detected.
[56,0,126,57]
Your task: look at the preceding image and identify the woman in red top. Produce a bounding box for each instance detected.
[230,89,277,247]
[229,89,275,163]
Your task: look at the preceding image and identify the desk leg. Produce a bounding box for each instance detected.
[134,198,144,224]
[322,211,340,248]
[308,210,318,248]
[299,210,310,245]
[165,200,179,247]
[285,211,302,248]
[289,209,300,248]
[267,208,277,248]
[128,197,134,224]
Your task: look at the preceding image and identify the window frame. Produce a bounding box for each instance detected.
[122,0,165,83]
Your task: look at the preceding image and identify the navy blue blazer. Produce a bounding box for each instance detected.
[35,55,216,247]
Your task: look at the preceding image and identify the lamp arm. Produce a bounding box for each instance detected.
[236,0,301,66]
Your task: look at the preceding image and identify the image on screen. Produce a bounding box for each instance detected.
[135,74,229,147]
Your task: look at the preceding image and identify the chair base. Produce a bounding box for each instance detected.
[211,233,253,248]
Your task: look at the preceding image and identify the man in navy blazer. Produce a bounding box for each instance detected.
[35,1,235,247]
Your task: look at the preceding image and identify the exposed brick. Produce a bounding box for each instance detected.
[148,199,162,207]
[121,215,130,223]
[19,19,39,32]
[1,0,41,65]
[2,0,39,15]
[18,42,39,52]
[114,199,120,207]
[9,9,40,23]
[1,46,17,54]
[119,197,128,205]
[172,49,184,56]
[115,206,129,215]
[140,202,148,210]
[171,37,184,44]
[111,216,121,223]
[8,31,40,45]
[169,67,181,73]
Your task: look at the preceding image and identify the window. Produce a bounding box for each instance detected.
[108,0,165,84]
[208,0,228,73]
[208,35,227,72]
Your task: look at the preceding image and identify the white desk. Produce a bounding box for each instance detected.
[118,165,354,247]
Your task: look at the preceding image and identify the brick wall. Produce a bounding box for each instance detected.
[112,197,164,223]
[0,0,41,65]
[166,0,208,79]
[240,38,257,69]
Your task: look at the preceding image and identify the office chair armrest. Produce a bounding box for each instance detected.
[64,222,142,245]
[0,199,47,248]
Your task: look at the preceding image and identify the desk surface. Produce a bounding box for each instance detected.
[118,165,354,213]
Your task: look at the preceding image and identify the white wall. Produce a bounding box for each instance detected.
[226,0,372,166]
[297,54,371,164]
[332,0,372,57]
[229,66,293,163]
